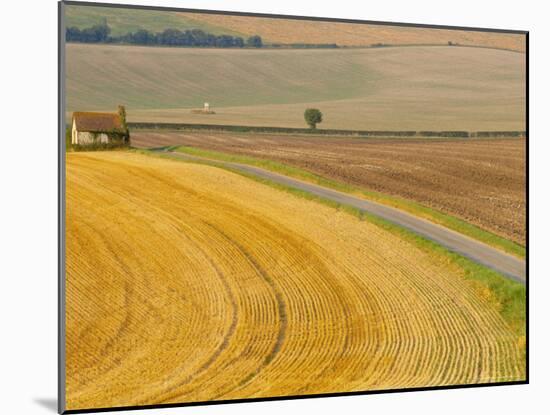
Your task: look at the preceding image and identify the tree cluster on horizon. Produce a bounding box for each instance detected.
[66,23,263,49]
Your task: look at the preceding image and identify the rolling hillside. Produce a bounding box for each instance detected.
[65,4,246,37]
[65,4,525,51]
[66,151,525,410]
[66,44,526,130]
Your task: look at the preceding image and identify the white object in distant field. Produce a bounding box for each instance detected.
[204,102,210,112]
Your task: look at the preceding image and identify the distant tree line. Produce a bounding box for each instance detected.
[66,24,112,43]
[66,24,263,48]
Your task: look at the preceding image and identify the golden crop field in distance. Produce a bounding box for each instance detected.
[66,151,524,410]
[183,12,526,51]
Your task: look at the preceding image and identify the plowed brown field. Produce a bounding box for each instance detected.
[66,151,524,410]
[131,132,526,245]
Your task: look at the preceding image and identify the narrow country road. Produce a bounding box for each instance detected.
[156,149,526,284]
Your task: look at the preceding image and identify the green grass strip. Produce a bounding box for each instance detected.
[174,145,525,259]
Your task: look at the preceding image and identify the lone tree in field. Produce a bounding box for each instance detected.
[304,108,323,129]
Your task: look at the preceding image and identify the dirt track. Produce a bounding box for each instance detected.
[132,131,526,245]
[159,149,526,283]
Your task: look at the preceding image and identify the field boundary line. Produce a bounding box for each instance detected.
[127,122,526,139]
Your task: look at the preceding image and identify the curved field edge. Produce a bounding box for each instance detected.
[136,148,527,350]
[170,145,525,259]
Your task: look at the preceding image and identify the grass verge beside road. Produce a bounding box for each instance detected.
[173,145,526,259]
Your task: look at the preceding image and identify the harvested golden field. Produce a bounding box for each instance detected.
[181,13,526,51]
[66,151,524,410]
[132,132,527,245]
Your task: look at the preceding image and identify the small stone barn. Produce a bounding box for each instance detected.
[71,109,129,146]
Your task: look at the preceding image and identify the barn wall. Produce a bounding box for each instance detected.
[72,121,77,145]
[76,132,110,145]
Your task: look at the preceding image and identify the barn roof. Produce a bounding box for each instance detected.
[72,112,124,132]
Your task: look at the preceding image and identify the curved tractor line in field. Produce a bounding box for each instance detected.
[157,149,526,284]
[66,152,524,411]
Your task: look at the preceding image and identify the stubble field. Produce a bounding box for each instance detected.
[66,151,524,410]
